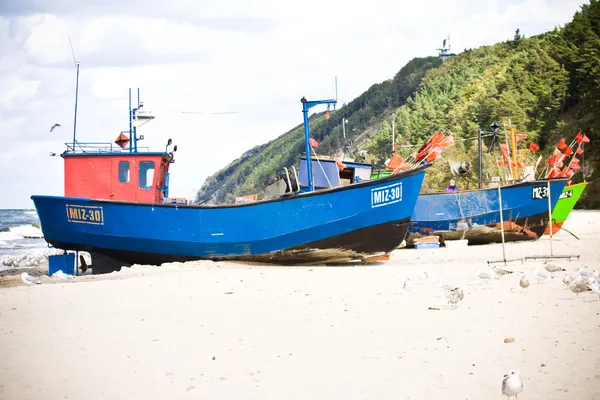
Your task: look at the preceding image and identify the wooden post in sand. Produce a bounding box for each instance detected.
[487,185,524,265]
[547,180,554,257]
[498,185,507,262]
[522,181,579,262]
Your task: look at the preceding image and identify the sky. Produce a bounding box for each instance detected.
[0,0,587,209]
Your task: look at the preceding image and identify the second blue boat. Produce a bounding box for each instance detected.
[408,178,568,244]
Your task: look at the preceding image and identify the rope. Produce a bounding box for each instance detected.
[310,147,333,188]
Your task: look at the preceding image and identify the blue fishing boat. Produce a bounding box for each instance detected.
[370,127,571,245]
[409,178,568,245]
[31,90,429,273]
[402,125,570,245]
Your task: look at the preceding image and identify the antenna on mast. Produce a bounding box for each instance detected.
[69,36,81,152]
[437,33,453,62]
[335,76,339,101]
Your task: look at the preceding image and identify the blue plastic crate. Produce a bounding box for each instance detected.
[415,242,440,250]
[48,253,75,276]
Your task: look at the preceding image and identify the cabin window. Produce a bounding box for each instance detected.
[118,161,130,183]
[138,161,155,190]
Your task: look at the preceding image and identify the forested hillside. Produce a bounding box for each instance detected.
[194,56,442,204]
[196,0,600,208]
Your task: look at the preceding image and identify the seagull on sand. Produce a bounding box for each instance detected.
[50,123,61,132]
[21,272,41,286]
[446,287,462,309]
[568,279,589,296]
[542,261,562,277]
[531,268,550,284]
[562,273,572,288]
[475,268,495,283]
[519,275,529,291]
[589,282,600,300]
[502,369,524,399]
[493,266,513,277]
[587,275,597,287]
[575,267,590,278]
[437,280,454,292]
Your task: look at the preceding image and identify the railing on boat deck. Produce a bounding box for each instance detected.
[64,141,150,154]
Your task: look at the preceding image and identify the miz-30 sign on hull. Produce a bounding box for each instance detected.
[371,182,403,208]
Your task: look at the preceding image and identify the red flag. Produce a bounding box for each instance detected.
[309,138,319,148]
[564,147,573,157]
[557,138,567,150]
[439,135,455,148]
[582,134,590,143]
[576,147,584,154]
[386,155,405,171]
[570,157,580,165]
[575,132,583,143]
[528,142,539,152]
[515,133,527,141]
[499,144,511,167]
[570,163,581,171]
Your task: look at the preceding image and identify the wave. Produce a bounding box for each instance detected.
[24,211,37,216]
[0,224,44,240]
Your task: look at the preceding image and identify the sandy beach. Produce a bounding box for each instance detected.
[1,210,599,400]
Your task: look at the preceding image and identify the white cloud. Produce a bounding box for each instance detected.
[0,0,587,208]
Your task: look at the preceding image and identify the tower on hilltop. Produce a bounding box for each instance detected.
[437,34,454,62]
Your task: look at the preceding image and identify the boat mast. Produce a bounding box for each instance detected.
[129,88,133,153]
[477,128,483,189]
[72,61,80,152]
[134,88,140,152]
[392,120,395,154]
[300,96,337,192]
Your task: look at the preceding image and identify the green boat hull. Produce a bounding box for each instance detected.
[544,181,588,235]
[371,171,392,179]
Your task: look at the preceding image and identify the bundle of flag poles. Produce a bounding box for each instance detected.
[540,132,590,180]
[386,132,455,173]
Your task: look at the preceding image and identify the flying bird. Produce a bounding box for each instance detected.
[50,123,61,132]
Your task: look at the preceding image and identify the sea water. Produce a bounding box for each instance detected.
[0,209,50,271]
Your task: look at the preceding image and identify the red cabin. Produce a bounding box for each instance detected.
[61,88,179,204]
[63,152,173,203]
